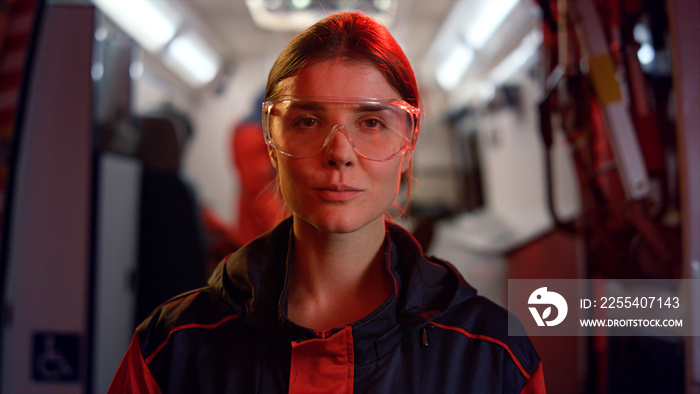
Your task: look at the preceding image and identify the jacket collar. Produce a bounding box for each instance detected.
[208,217,477,342]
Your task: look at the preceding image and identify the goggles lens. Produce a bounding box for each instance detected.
[262,97,421,161]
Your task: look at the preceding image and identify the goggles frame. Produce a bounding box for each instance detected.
[262,96,422,162]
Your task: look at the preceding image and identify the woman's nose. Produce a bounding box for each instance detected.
[323,125,357,168]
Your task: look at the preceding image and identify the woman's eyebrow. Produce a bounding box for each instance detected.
[288,102,326,111]
[354,104,391,113]
[285,101,392,113]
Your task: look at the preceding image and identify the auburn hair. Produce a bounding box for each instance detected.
[265,11,420,109]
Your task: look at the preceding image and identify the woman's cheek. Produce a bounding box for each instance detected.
[277,163,308,210]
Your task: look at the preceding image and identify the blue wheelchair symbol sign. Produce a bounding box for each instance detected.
[32,332,80,382]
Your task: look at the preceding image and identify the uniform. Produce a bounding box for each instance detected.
[109,218,545,393]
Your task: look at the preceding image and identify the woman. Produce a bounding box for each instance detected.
[110,11,545,394]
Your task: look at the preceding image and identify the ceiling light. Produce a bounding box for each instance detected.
[92,0,177,53]
[245,0,397,31]
[291,0,312,10]
[489,29,542,84]
[163,32,222,88]
[637,43,655,65]
[373,0,393,11]
[264,0,285,11]
[436,43,475,90]
[633,23,652,44]
[466,0,519,49]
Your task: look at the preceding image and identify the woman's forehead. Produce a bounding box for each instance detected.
[275,59,401,100]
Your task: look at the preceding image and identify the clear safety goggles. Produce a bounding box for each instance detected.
[262,96,422,162]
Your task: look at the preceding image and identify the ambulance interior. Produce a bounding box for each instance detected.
[0,1,698,393]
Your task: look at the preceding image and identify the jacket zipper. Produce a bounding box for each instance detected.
[420,323,434,347]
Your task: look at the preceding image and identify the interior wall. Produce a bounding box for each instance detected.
[1,4,94,393]
[183,56,273,226]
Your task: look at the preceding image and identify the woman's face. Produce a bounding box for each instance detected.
[269,59,411,235]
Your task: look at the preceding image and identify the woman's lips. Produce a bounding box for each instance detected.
[315,186,362,202]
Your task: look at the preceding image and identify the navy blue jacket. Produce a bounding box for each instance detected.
[110,218,545,393]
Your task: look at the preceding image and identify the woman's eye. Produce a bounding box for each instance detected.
[362,119,380,128]
[294,117,317,128]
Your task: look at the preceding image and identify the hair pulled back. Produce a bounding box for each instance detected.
[265,11,420,109]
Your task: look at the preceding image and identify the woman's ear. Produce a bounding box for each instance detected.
[268,146,279,170]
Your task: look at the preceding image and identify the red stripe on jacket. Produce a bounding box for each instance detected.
[145,315,238,364]
[431,322,546,393]
[108,315,238,394]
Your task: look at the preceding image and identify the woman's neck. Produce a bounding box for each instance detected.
[287,216,394,333]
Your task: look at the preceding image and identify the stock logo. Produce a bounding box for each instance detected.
[528,287,568,327]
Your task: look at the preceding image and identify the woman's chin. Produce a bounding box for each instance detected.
[299,211,384,236]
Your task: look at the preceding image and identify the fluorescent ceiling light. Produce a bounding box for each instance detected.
[436,43,475,90]
[92,0,177,53]
[466,0,519,49]
[633,23,652,44]
[291,0,312,9]
[163,32,222,88]
[489,29,543,84]
[245,0,397,31]
[374,0,393,10]
[637,43,655,65]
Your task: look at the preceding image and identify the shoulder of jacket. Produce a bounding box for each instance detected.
[432,295,508,335]
[431,295,541,376]
[135,286,237,357]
